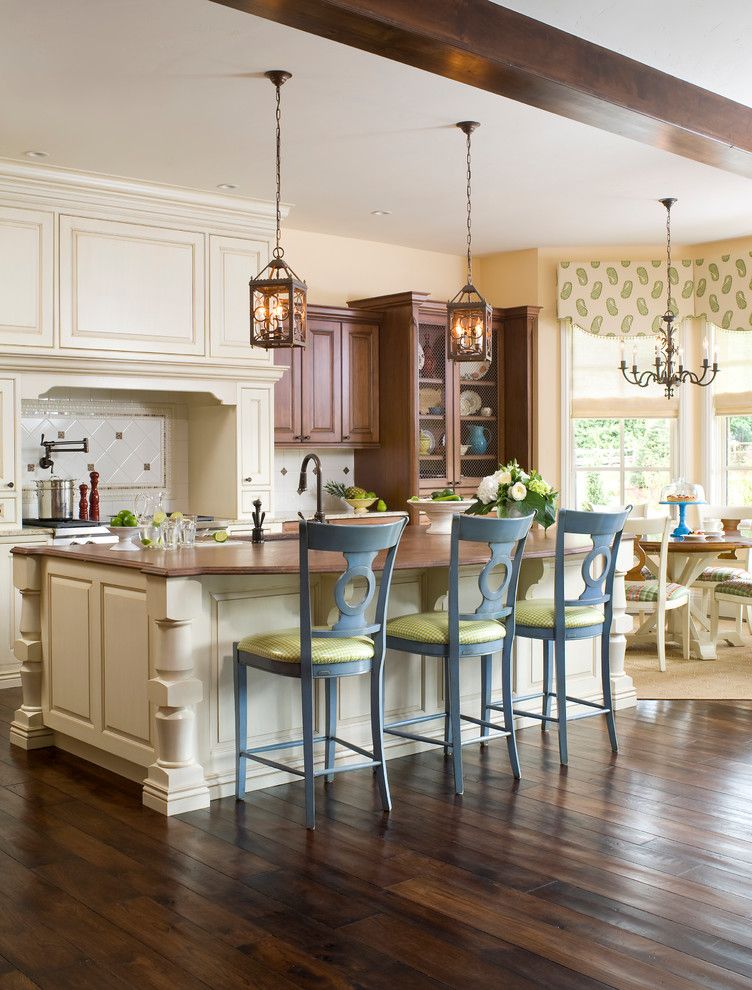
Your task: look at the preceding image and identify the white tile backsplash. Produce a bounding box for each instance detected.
[22,398,188,519]
[274,447,355,516]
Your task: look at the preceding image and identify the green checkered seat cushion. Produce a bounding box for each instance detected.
[515,599,603,629]
[696,566,752,584]
[715,579,752,599]
[238,630,374,664]
[386,612,505,645]
[625,581,688,603]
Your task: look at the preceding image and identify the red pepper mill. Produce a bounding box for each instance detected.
[78,484,89,521]
[89,471,100,522]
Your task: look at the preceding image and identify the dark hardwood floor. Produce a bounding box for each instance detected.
[1,687,752,989]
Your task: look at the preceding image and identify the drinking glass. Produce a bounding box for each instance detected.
[180,516,197,548]
[163,519,181,551]
[140,522,163,549]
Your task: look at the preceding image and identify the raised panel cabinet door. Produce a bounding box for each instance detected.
[274,348,303,444]
[209,234,272,363]
[302,320,342,444]
[342,323,379,445]
[0,206,53,347]
[239,385,272,489]
[59,215,205,356]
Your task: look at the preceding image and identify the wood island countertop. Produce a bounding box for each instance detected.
[10,526,591,577]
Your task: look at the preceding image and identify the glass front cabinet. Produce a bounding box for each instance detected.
[352,291,538,519]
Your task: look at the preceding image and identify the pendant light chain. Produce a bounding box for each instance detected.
[665,199,672,318]
[465,126,473,285]
[273,79,283,259]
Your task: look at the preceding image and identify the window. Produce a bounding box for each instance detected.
[566,327,678,508]
[720,415,752,504]
[573,417,673,508]
[713,329,752,504]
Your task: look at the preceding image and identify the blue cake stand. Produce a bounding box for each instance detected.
[659,500,705,538]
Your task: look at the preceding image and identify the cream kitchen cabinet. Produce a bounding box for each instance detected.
[238,384,273,518]
[0,379,18,529]
[0,206,53,348]
[209,234,271,364]
[59,215,205,356]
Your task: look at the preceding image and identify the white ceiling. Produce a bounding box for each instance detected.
[3,0,752,254]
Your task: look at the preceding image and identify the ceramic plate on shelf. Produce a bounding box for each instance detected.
[418,342,425,372]
[419,386,443,415]
[460,360,491,382]
[459,390,482,416]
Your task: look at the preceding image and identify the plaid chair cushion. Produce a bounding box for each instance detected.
[515,599,603,629]
[387,612,505,645]
[715,579,752,600]
[238,630,374,664]
[625,580,688,603]
[695,566,752,584]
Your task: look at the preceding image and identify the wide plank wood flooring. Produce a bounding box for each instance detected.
[1,687,752,988]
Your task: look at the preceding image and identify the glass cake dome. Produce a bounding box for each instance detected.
[660,478,706,504]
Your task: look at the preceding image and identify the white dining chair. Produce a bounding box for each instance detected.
[624,515,690,671]
[695,504,752,639]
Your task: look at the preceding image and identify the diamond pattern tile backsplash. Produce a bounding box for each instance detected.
[22,399,188,519]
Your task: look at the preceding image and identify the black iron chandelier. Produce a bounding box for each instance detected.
[250,70,307,350]
[620,197,717,399]
[447,121,492,363]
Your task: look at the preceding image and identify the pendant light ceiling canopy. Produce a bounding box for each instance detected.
[448,120,492,363]
[250,70,307,350]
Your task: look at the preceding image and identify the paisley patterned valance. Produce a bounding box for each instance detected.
[557,260,695,337]
[694,253,752,331]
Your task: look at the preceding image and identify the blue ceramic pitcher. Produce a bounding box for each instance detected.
[467,424,491,454]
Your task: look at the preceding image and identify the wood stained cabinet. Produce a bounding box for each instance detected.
[350,291,538,518]
[274,306,380,447]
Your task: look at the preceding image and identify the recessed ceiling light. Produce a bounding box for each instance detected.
[371,210,392,216]
[217,183,237,190]
[24,150,49,159]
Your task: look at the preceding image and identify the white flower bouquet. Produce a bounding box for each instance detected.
[465,459,558,529]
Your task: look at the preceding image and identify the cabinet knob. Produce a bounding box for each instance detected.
[342,435,350,441]
[303,435,311,441]
[244,477,253,483]
[6,482,13,489]
[293,434,301,440]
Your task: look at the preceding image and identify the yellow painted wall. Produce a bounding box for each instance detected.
[285,227,466,307]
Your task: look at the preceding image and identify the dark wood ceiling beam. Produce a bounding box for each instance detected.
[211,0,752,179]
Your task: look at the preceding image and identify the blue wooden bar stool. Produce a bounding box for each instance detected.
[383,512,534,794]
[504,507,630,766]
[233,517,407,829]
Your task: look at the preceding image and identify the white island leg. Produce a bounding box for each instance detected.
[142,576,210,816]
[610,537,636,708]
[10,555,54,750]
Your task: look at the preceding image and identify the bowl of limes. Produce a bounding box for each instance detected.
[108,509,141,551]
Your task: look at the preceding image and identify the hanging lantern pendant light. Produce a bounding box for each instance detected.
[250,70,307,350]
[447,121,492,362]
[620,197,718,398]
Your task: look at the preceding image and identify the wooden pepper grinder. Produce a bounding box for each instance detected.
[78,483,89,520]
[89,471,100,522]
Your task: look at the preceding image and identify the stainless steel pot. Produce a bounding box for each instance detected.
[36,478,76,519]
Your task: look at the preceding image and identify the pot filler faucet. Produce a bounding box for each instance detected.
[297,452,326,523]
[39,434,89,472]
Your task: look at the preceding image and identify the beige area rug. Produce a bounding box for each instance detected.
[626,637,752,700]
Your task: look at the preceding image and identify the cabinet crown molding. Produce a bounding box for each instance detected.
[0,159,286,236]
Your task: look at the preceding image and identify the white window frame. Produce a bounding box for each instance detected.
[561,319,685,508]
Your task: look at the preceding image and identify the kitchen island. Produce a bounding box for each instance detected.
[9,527,635,815]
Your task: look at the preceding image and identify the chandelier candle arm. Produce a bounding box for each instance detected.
[447,120,493,363]
[619,197,719,399]
[249,70,308,350]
